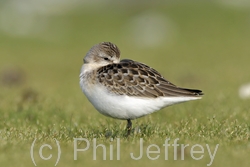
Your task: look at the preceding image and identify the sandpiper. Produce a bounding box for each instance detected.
[79,42,203,135]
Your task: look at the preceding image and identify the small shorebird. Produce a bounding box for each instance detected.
[79,42,203,135]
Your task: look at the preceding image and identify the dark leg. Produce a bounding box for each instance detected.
[126,119,132,136]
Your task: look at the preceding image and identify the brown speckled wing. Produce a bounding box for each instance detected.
[96,59,203,98]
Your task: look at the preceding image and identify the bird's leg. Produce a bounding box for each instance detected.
[126,119,132,136]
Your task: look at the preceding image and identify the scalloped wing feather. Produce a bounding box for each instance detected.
[96,59,203,98]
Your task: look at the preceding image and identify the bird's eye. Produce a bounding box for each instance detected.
[104,57,109,61]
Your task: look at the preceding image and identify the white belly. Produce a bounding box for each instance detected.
[79,64,200,120]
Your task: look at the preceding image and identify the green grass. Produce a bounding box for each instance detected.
[1,1,250,167]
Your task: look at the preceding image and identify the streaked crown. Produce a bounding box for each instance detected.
[83,42,121,66]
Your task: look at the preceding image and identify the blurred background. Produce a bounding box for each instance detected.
[1,0,250,166]
[1,0,250,98]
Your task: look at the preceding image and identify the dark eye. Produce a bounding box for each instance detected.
[104,57,109,61]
